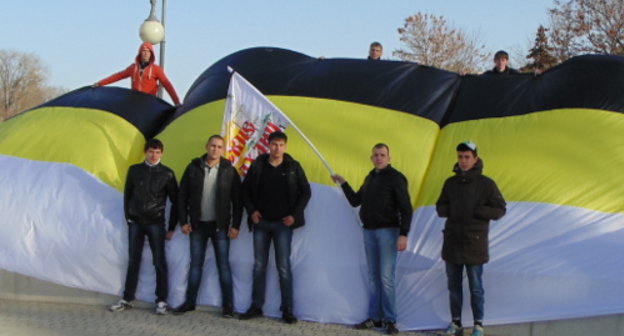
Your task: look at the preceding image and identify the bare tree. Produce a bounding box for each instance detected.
[394,13,489,74]
[548,0,624,61]
[0,50,64,121]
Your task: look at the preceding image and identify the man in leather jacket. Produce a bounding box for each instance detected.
[110,138,178,315]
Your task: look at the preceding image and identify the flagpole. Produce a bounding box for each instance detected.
[227,67,335,177]
[276,114,335,176]
[225,68,360,229]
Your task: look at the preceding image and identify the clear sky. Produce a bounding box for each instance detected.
[1,0,553,104]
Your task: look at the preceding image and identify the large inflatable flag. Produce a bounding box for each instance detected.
[0,47,623,332]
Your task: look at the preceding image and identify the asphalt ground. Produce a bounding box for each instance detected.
[0,299,456,336]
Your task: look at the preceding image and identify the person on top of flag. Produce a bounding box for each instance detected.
[93,42,181,106]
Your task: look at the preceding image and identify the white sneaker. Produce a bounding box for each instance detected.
[155,301,168,315]
[445,322,464,336]
[472,325,484,336]
[109,299,133,312]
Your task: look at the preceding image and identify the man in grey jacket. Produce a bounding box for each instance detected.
[172,135,242,318]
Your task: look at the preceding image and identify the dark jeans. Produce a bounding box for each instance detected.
[445,262,484,323]
[185,223,233,309]
[123,221,168,303]
[251,219,293,311]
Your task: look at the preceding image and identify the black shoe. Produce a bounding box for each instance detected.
[222,307,234,318]
[354,318,382,330]
[385,322,399,335]
[282,308,297,324]
[172,302,196,315]
[239,306,263,320]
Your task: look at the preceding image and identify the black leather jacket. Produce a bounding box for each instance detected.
[177,156,243,231]
[124,161,178,230]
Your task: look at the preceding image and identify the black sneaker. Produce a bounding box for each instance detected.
[354,318,382,329]
[239,306,263,320]
[172,302,196,315]
[282,308,297,324]
[386,322,399,335]
[222,307,234,318]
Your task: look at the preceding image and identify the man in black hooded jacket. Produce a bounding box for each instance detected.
[436,141,506,336]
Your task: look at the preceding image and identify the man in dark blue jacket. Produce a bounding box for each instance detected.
[239,131,311,324]
[332,143,412,335]
[110,138,178,315]
[172,135,243,317]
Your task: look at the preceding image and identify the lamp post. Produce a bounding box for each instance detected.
[139,0,166,98]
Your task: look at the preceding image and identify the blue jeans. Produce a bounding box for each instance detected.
[251,219,293,311]
[445,262,484,323]
[362,227,399,323]
[123,221,168,303]
[185,223,233,309]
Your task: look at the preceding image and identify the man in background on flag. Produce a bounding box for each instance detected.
[239,131,311,324]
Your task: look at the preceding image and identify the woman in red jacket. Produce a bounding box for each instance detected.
[95,42,180,106]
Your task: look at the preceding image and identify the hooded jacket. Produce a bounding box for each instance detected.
[436,158,506,264]
[242,153,311,230]
[341,164,412,236]
[97,42,181,105]
[177,155,243,231]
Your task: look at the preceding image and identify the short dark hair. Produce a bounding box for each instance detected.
[144,138,164,152]
[207,134,224,144]
[456,141,477,156]
[268,131,287,143]
[494,50,509,60]
[370,41,383,49]
[372,143,390,154]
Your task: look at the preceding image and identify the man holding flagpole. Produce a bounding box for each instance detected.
[332,143,412,335]
[239,131,311,324]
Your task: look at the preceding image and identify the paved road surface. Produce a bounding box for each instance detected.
[0,299,451,336]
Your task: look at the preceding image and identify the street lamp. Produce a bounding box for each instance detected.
[139,0,164,45]
[139,0,167,98]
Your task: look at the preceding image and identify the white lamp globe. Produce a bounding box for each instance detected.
[139,20,165,45]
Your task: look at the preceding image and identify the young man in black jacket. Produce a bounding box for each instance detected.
[483,50,520,75]
[332,143,412,335]
[436,141,506,336]
[110,138,178,315]
[239,131,311,324]
[172,135,243,317]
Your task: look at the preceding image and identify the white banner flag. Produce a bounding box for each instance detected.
[222,69,289,176]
